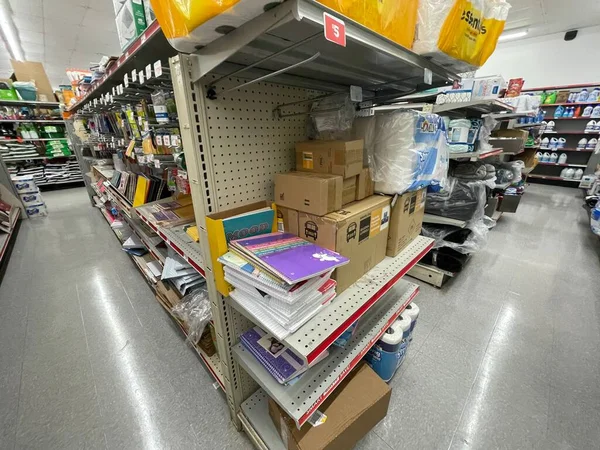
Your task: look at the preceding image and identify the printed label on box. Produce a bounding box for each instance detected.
[302,152,314,169]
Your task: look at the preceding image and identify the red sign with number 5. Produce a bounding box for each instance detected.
[323,12,346,47]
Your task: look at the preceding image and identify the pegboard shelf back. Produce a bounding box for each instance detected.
[234,280,419,428]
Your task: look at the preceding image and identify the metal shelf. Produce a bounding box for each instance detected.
[449,148,503,160]
[0,99,60,107]
[0,206,20,264]
[537,162,587,167]
[37,179,84,186]
[541,131,600,135]
[0,138,67,142]
[230,235,432,366]
[239,390,286,450]
[528,174,581,182]
[488,110,537,120]
[3,155,76,162]
[538,147,593,152]
[433,100,514,115]
[234,280,419,428]
[0,119,64,123]
[423,213,466,228]
[513,122,543,129]
[190,0,458,95]
[545,117,596,121]
[67,21,176,112]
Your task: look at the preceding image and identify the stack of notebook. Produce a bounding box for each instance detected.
[0,198,17,233]
[136,196,195,228]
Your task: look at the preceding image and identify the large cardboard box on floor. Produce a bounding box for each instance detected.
[275,172,342,216]
[387,188,426,257]
[295,140,363,179]
[298,195,391,293]
[268,363,391,450]
[276,206,299,235]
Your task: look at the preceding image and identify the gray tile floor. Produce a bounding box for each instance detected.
[1,184,599,450]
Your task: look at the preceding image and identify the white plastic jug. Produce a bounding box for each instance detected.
[583,106,594,117]
[592,106,600,119]
[586,138,598,149]
[560,168,569,178]
[574,169,584,180]
[536,152,544,161]
[541,137,550,148]
[543,152,551,162]
[558,138,566,148]
[546,120,556,131]
[558,153,568,164]
[578,138,588,149]
[565,168,575,178]
[586,120,597,131]
[550,152,558,163]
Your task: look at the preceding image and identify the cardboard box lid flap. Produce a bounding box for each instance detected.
[326,195,391,225]
[296,139,364,151]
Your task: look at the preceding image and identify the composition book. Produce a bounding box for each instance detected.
[229,232,349,285]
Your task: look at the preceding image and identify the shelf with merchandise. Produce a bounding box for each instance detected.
[234,279,418,428]
[230,236,432,368]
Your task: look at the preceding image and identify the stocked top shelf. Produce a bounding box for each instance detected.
[0,99,60,107]
[528,174,581,182]
[488,110,537,120]
[192,0,458,96]
[0,119,65,123]
[537,162,587,167]
[513,122,543,129]
[234,279,418,428]
[230,235,432,367]
[432,100,514,116]
[544,117,597,121]
[541,102,600,107]
[538,147,593,152]
[67,21,177,113]
[542,131,600,135]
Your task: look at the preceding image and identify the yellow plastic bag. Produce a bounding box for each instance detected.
[437,0,509,67]
[317,0,418,49]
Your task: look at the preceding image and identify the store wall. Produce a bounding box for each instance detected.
[477,26,600,88]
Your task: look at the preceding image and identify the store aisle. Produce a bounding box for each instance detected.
[1,184,599,450]
[0,188,252,450]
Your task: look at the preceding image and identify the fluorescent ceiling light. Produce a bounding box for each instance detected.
[499,30,529,41]
[0,0,25,61]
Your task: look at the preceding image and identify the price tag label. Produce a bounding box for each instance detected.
[94,98,98,106]
[110,94,114,103]
[141,33,147,44]
[145,64,152,80]
[139,70,145,84]
[424,68,433,85]
[154,60,162,77]
[131,70,137,82]
[138,116,143,125]
[154,159,161,168]
[156,135,163,146]
[163,135,171,147]
[323,12,346,47]
[124,74,129,87]
[119,84,124,95]
[171,135,179,147]
[112,87,116,96]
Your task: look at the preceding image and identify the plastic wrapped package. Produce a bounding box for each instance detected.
[171,286,212,345]
[352,116,376,167]
[421,218,491,254]
[317,0,418,49]
[369,110,449,195]
[425,177,487,222]
[308,94,356,140]
[477,115,497,153]
[150,0,283,53]
[413,0,511,70]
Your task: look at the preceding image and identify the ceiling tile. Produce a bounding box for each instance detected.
[22,41,44,53]
[44,5,88,25]
[8,0,43,17]
[13,14,44,33]
[19,30,44,45]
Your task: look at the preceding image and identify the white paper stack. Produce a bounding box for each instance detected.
[161,248,204,295]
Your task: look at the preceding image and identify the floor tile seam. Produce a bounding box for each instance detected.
[11,302,29,449]
[75,282,109,450]
[445,298,506,449]
[372,430,395,450]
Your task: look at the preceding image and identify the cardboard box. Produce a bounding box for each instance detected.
[356,168,374,201]
[498,194,522,213]
[296,140,363,179]
[298,196,391,293]
[275,172,342,216]
[116,0,147,50]
[155,280,181,310]
[342,176,357,205]
[10,61,55,101]
[386,189,426,257]
[484,196,499,218]
[268,363,391,450]
[276,206,299,235]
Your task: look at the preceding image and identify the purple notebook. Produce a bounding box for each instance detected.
[230,232,349,284]
[240,327,307,384]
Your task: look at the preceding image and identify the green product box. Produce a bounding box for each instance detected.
[116,0,147,51]
[0,80,18,100]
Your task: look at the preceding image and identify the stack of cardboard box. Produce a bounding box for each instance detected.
[275,140,426,293]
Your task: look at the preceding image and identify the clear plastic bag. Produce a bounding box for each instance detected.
[308,94,356,141]
[369,110,449,195]
[425,177,487,222]
[171,286,212,345]
[421,218,490,254]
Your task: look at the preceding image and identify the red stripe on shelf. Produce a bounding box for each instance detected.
[187,257,206,277]
[297,287,419,427]
[305,241,433,365]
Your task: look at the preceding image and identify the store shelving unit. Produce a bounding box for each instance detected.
[449,147,503,160]
[521,82,600,186]
[66,1,460,445]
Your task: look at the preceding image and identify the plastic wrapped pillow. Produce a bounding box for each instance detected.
[425,177,487,222]
[172,286,212,345]
[421,218,490,254]
[369,110,449,195]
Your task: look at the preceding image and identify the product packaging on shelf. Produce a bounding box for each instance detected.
[297,195,391,293]
[150,0,284,53]
[116,0,147,50]
[275,172,343,216]
[268,363,391,450]
[367,111,449,195]
[342,176,357,205]
[355,168,374,201]
[386,188,426,257]
[276,206,299,235]
[413,0,511,71]
[295,140,363,179]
